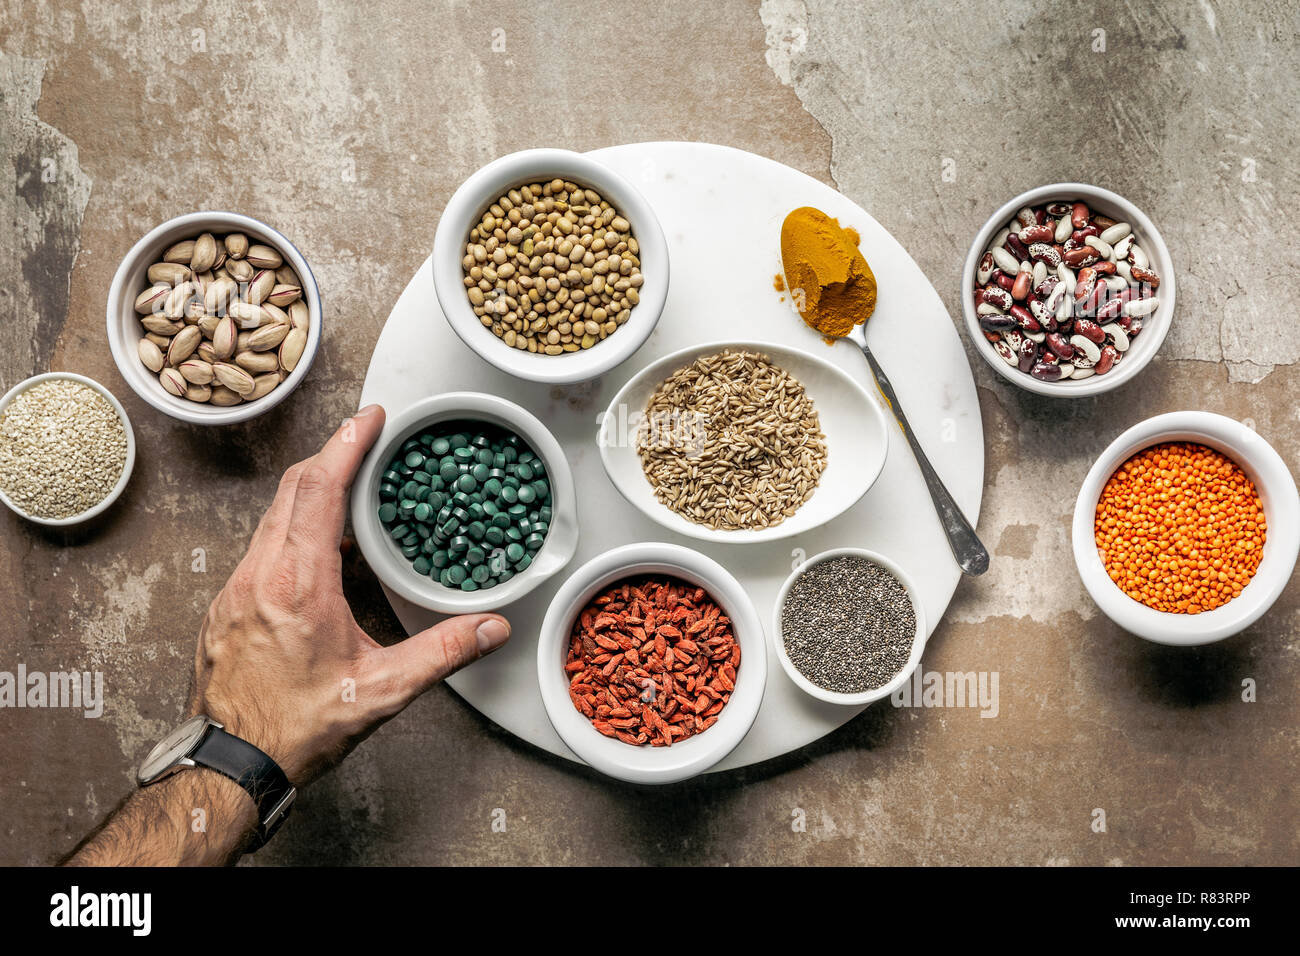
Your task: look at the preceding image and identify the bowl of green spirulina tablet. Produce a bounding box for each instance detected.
[350,392,579,614]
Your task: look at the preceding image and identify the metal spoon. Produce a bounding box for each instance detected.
[837,321,989,576]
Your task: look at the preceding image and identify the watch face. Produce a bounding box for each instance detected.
[137,715,211,784]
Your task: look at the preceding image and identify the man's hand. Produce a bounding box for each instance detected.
[66,404,509,865]
[188,403,510,785]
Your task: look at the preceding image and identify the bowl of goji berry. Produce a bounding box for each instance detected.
[537,541,767,784]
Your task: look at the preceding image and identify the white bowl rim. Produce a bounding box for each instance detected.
[960,182,1175,397]
[349,391,579,615]
[0,372,136,527]
[1071,411,1300,645]
[536,541,767,784]
[431,147,669,386]
[597,337,890,544]
[106,210,323,426]
[770,547,928,705]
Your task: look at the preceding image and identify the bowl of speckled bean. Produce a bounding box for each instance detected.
[349,392,579,614]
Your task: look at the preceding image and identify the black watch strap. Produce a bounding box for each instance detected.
[190,725,296,850]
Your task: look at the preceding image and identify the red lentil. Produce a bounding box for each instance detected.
[1095,442,1265,614]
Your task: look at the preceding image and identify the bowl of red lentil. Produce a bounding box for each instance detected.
[1072,411,1300,645]
[536,542,767,784]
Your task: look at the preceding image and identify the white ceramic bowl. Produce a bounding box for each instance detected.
[598,339,889,544]
[771,547,927,705]
[1072,411,1299,645]
[0,372,136,527]
[537,542,767,784]
[432,148,669,385]
[961,183,1175,397]
[107,211,323,425]
[350,392,578,614]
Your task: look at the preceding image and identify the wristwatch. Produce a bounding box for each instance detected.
[137,714,297,850]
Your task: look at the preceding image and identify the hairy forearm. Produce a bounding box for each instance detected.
[63,769,256,867]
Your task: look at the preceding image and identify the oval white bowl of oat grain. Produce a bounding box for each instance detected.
[597,339,890,544]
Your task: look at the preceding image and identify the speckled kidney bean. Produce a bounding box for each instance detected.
[973,197,1162,383]
[993,340,1018,366]
[1005,232,1030,261]
[1073,318,1105,344]
[979,310,1017,332]
[1095,344,1119,374]
[1018,223,1055,243]
[1028,242,1062,268]
[1017,336,1038,372]
[1011,271,1032,300]
[1045,332,1075,359]
[1010,303,1037,330]
[1062,245,1099,268]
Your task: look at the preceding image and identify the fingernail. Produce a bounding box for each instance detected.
[356,403,382,417]
[476,618,510,654]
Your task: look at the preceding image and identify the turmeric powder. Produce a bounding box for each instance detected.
[779,206,877,343]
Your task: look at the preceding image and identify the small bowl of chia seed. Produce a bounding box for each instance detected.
[772,547,927,706]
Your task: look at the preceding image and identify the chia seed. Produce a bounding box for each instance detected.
[780,555,917,694]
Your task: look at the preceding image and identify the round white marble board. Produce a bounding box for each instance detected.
[358,142,985,772]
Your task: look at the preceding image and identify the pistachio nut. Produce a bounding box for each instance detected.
[134,284,171,315]
[166,325,201,366]
[226,258,254,283]
[213,316,237,360]
[179,358,215,385]
[147,262,191,285]
[163,240,195,264]
[287,300,309,330]
[245,244,283,269]
[246,372,280,401]
[227,301,269,330]
[278,327,308,372]
[267,283,302,307]
[141,315,184,335]
[138,338,165,373]
[145,332,173,349]
[224,233,249,260]
[164,281,200,319]
[190,232,218,273]
[236,330,254,351]
[159,367,187,397]
[248,322,290,352]
[196,314,222,338]
[234,349,279,374]
[196,341,220,365]
[260,302,288,326]
[203,276,238,315]
[184,383,212,403]
[247,269,276,306]
[213,362,256,396]
[208,385,244,406]
[274,265,297,285]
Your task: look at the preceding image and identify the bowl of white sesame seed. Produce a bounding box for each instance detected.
[0,372,136,527]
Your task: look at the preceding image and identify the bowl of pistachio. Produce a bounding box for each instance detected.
[107,211,322,425]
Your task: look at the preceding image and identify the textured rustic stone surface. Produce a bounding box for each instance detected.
[1,0,1295,865]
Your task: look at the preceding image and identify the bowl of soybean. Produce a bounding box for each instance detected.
[350,392,579,614]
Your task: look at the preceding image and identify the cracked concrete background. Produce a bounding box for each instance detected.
[2,0,1297,865]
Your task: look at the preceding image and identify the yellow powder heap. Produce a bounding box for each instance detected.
[779,206,877,342]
